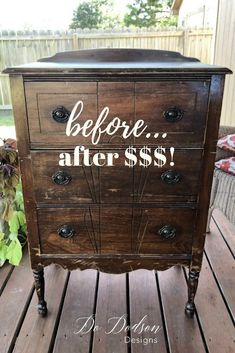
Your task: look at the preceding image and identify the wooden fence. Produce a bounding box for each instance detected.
[0,28,214,109]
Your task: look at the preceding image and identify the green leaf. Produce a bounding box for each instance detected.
[14,184,24,212]
[2,201,14,222]
[17,211,26,226]
[9,232,18,240]
[9,211,20,233]
[16,183,22,192]
[6,238,22,266]
[0,242,8,262]
[0,232,5,241]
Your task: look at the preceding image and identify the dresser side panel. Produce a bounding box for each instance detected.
[9,75,40,268]
[191,74,226,271]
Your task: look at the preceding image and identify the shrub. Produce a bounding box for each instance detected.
[0,138,26,266]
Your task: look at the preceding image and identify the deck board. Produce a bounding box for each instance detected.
[0,251,34,353]
[0,262,13,295]
[158,267,207,353]
[0,209,234,353]
[205,217,235,320]
[53,270,97,353]
[92,273,128,353]
[212,209,235,256]
[129,270,168,353]
[12,265,68,353]
[195,256,235,353]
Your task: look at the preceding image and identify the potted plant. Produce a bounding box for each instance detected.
[0,138,26,266]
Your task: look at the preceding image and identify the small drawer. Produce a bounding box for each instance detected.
[38,206,195,255]
[135,80,209,147]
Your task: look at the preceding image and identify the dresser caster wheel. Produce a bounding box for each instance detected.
[185,302,195,318]
[37,301,48,317]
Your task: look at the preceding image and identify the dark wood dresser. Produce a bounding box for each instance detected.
[4,49,231,318]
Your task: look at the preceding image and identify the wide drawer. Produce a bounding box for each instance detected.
[25,80,209,148]
[38,206,195,255]
[32,149,202,204]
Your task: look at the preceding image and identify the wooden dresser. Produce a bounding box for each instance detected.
[4,49,231,318]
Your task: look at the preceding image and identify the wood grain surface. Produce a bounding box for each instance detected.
[37,206,195,256]
[31,149,202,205]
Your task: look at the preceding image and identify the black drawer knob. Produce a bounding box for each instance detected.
[52,170,72,185]
[161,170,181,184]
[57,224,75,239]
[158,225,176,239]
[163,106,183,122]
[52,106,70,123]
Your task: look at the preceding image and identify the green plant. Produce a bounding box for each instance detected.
[0,138,26,266]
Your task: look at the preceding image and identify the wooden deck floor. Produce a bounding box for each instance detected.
[0,208,234,353]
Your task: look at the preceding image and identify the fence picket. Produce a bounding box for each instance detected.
[0,28,213,108]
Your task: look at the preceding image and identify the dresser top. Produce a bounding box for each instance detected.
[3,48,232,75]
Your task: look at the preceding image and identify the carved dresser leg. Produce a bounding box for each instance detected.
[33,267,47,317]
[185,270,200,318]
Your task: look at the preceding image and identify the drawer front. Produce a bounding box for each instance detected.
[25,81,97,147]
[25,80,209,148]
[38,206,132,254]
[132,207,195,254]
[38,207,100,254]
[100,206,195,255]
[38,206,195,255]
[31,150,133,204]
[135,81,209,146]
[32,149,202,204]
[25,81,135,147]
[32,150,99,204]
[133,148,202,203]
